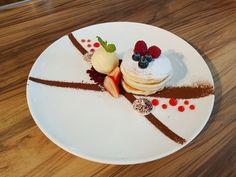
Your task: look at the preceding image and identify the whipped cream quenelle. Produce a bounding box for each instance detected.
[91,47,119,74]
[121,49,173,95]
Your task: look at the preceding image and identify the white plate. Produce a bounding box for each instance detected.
[27,22,214,164]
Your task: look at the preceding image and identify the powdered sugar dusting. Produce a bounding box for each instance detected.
[121,50,172,80]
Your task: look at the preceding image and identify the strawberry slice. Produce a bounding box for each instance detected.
[104,76,120,98]
[108,67,122,83]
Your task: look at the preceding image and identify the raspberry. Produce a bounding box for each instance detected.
[147,45,161,58]
[134,40,147,56]
[169,98,177,106]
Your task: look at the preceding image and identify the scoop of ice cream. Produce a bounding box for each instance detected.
[91,47,119,74]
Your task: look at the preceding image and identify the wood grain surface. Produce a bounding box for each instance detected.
[1,0,236,176]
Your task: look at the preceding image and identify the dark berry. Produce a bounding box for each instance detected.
[147,45,161,58]
[144,54,153,62]
[138,57,149,69]
[132,53,141,61]
[134,40,148,56]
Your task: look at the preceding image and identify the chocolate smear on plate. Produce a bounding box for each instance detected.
[149,84,214,99]
[29,77,102,91]
[68,33,87,55]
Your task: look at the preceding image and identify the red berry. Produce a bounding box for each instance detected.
[134,40,147,56]
[87,39,91,42]
[178,106,185,112]
[184,100,189,105]
[147,45,161,58]
[189,105,195,110]
[81,39,86,42]
[93,42,100,48]
[90,48,95,53]
[152,99,159,106]
[162,104,167,109]
[87,44,92,48]
[169,98,177,106]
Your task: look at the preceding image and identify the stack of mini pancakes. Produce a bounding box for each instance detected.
[121,50,172,95]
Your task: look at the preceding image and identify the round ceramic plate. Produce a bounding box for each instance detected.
[27,22,215,164]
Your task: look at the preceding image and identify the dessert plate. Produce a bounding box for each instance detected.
[27,22,215,164]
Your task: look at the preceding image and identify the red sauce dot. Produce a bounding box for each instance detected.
[152,99,159,106]
[87,39,91,42]
[94,42,100,48]
[90,48,95,53]
[87,44,92,48]
[184,100,189,105]
[178,106,185,112]
[169,98,177,106]
[81,39,85,42]
[189,105,195,110]
[162,104,167,109]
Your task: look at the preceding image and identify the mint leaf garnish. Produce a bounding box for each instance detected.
[97,36,107,49]
[97,36,116,53]
[106,44,116,53]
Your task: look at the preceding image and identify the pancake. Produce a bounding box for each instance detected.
[121,80,157,95]
[123,74,171,91]
[120,49,172,95]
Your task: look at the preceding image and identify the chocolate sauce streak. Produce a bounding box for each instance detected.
[29,77,101,91]
[122,91,186,144]
[68,33,87,55]
[145,114,186,144]
[150,84,214,99]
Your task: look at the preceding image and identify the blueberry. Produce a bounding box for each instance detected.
[132,53,141,61]
[144,54,152,62]
[138,57,149,69]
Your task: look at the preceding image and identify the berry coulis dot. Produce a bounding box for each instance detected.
[87,39,91,42]
[81,39,85,42]
[152,99,159,106]
[93,42,100,48]
[184,100,189,105]
[90,48,95,53]
[178,106,185,112]
[169,98,177,106]
[162,104,167,109]
[189,105,195,110]
[87,44,92,48]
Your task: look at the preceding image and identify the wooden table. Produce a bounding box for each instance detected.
[1,0,236,176]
